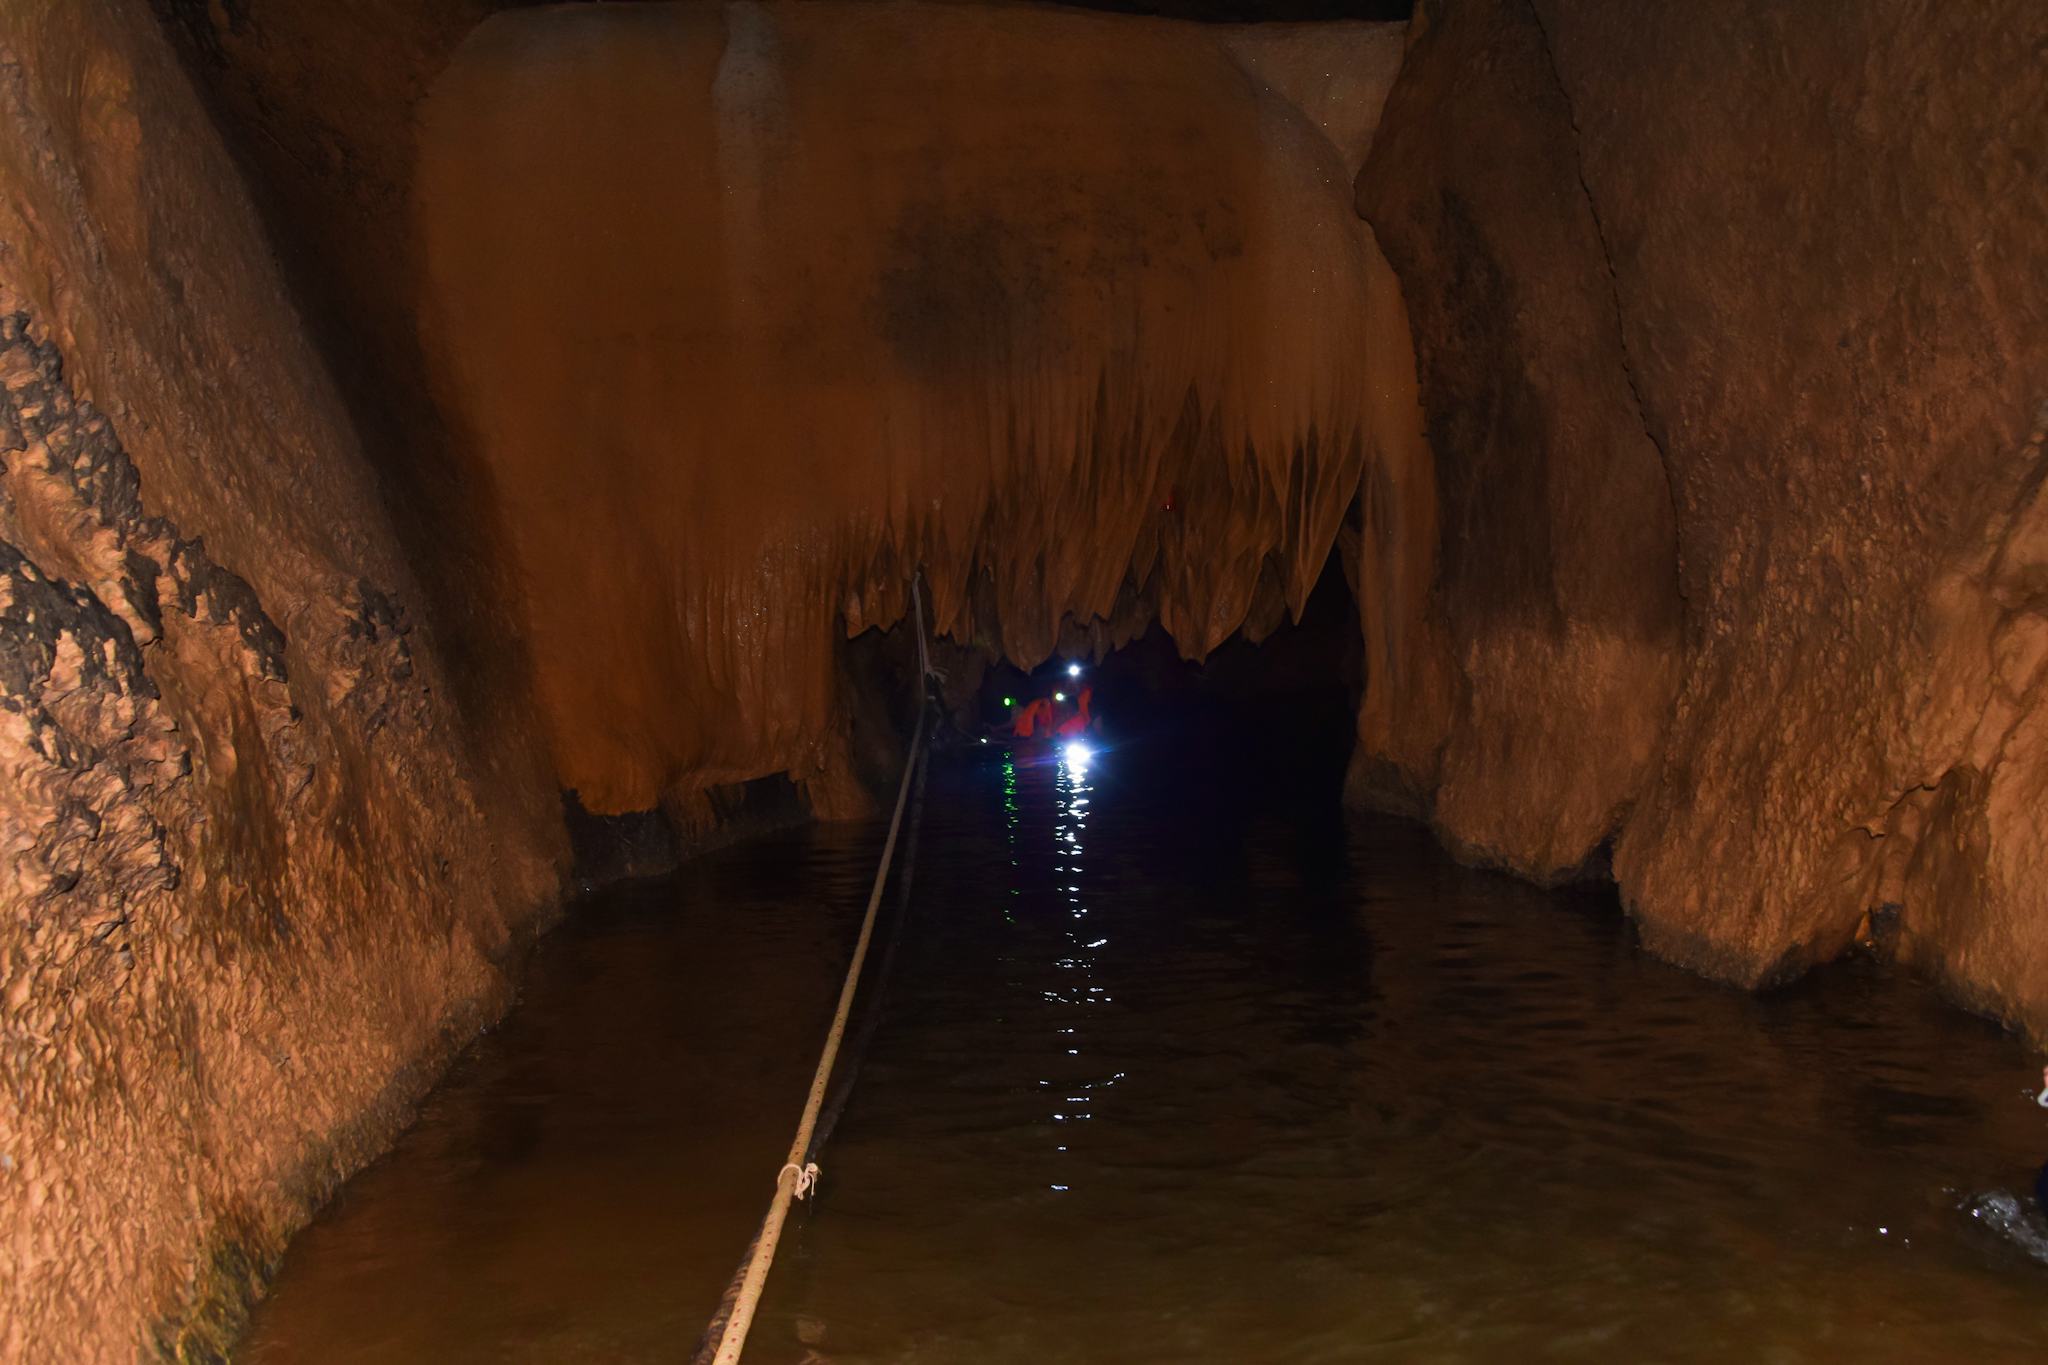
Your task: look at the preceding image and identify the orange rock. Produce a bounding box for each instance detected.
[1353,0,1683,880]
[1360,0,2048,1044]
[0,3,556,1359]
[414,0,1410,817]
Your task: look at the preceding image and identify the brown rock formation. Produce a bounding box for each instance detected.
[148,0,569,900]
[414,1,1414,819]
[0,2,555,1358]
[1543,0,2048,1017]
[1359,0,2048,1035]
[1351,0,1683,878]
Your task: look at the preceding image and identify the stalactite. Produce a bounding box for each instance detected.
[416,0,1410,814]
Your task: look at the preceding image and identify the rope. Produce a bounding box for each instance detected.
[806,727,929,1164]
[693,576,937,1365]
[776,1161,820,1200]
[913,578,934,687]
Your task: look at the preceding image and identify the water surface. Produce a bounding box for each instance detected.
[243,716,2048,1363]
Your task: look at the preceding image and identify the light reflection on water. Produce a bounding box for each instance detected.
[755,740,2048,1365]
[1045,742,1109,1181]
[241,729,2048,1365]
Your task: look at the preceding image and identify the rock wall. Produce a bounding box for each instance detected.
[1351,0,1682,879]
[415,1,1415,819]
[1358,0,2048,1038]
[0,2,556,1359]
[151,0,568,882]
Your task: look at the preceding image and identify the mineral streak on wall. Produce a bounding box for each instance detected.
[0,1,556,1359]
[414,1,1415,819]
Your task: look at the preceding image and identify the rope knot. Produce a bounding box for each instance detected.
[779,1160,821,1200]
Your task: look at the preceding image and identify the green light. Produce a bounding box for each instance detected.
[1003,696,1015,708]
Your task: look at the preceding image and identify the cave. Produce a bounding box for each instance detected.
[6,0,2048,1359]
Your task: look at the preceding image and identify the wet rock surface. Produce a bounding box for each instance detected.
[1547,0,2048,1025]
[0,2,555,1358]
[1359,0,2048,1035]
[1351,0,1682,880]
[413,0,1411,821]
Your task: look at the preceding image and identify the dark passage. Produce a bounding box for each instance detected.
[242,700,2048,1362]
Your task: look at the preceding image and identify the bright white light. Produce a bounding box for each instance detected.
[1067,662,1082,677]
[1063,741,1092,770]
[980,736,990,744]
[1054,690,1066,702]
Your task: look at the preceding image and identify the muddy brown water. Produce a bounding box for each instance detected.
[240,718,2048,1363]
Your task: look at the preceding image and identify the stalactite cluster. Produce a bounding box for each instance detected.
[417,1,1413,816]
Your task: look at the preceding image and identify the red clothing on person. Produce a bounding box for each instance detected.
[1056,687,1093,737]
[1012,697,1056,738]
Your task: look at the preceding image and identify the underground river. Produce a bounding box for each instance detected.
[240,700,2048,1362]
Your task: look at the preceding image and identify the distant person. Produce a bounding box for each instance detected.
[1056,685,1094,737]
[1010,695,1055,739]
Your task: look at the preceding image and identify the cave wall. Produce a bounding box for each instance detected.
[1359,0,2048,1037]
[415,0,1414,820]
[0,2,557,1358]
[1350,0,1682,879]
[151,0,568,883]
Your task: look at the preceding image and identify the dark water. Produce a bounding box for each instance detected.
[242,716,2048,1363]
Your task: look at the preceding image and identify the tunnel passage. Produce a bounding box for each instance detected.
[9,0,2048,1359]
